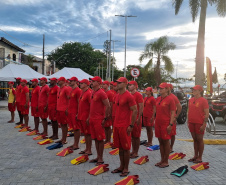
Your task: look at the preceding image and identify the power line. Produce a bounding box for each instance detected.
[0,28,42,49]
[82,31,108,42]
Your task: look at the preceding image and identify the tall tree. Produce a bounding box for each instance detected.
[172,0,226,86]
[139,36,176,85]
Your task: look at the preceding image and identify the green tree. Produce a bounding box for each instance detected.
[172,0,226,86]
[47,42,107,76]
[139,36,176,86]
[26,54,34,68]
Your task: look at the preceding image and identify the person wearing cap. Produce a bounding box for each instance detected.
[30,79,41,132]
[102,81,114,144]
[167,84,182,153]
[143,87,156,147]
[7,82,16,123]
[155,82,176,168]
[38,77,49,136]
[111,77,137,177]
[56,77,71,144]
[15,77,23,125]
[48,77,59,140]
[110,82,117,126]
[188,85,209,163]
[128,81,143,159]
[20,79,30,127]
[88,76,110,166]
[67,77,82,150]
[77,79,92,155]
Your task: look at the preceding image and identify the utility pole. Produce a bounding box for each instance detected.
[112,40,120,80]
[108,30,112,81]
[42,34,45,75]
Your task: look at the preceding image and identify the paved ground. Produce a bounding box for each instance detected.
[1,100,226,185]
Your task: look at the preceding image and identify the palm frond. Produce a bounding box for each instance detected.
[172,0,184,15]
[215,0,226,16]
[189,0,201,22]
[144,59,153,71]
[162,55,174,73]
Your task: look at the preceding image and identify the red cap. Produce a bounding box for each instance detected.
[31,79,38,83]
[128,81,138,87]
[21,79,27,83]
[68,76,78,81]
[89,76,102,83]
[145,87,153,92]
[168,84,173,90]
[39,77,47,82]
[80,79,90,86]
[159,82,168,88]
[116,77,128,84]
[102,81,110,86]
[191,85,203,92]
[8,81,14,85]
[15,77,21,81]
[50,77,58,81]
[58,77,66,82]
[66,80,69,83]
[110,81,117,86]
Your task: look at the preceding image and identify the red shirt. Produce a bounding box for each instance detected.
[77,89,91,120]
[31,86,40,107]
[20,86,29,105]
[68,87,82,114]
[105,90,114,103]
[188,97,209,124]
[114,90,136,127]
[48,85,59,108]
[57,86,70,111]
[155,95,176,125]
[90,88,108,120]
[38,85,49,107]
[131,91,143,118]
[16,84,22,102]
[111,90,117,116]
[143,96,156,118]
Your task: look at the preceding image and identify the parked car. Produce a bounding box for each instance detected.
[173,91,188,124]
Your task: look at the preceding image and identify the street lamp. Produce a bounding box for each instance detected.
[112,40,120,80]
[115,15,137,77]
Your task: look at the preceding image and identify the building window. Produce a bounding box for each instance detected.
[33,66,38,71]
[13,54,16,61]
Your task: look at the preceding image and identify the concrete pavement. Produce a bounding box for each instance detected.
[1,104,226,185]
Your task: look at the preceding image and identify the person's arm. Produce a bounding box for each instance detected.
[25,92,29,109]
[167,110,175,134]
[137,102,143,125]
[200,108,209,132]
[174,103,182,123]
[44,88,49,112]
[150,105,156,122]
[127,105,138,135]
[101,98,110,127]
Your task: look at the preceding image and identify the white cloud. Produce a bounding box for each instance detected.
[0,25,38,33]
[2,0,45,5]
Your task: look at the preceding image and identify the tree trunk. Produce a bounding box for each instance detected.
[195,0,207,86]
[155,55,161,86]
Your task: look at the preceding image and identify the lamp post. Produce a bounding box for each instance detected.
[115,15,137,77]
[112,40,120,80]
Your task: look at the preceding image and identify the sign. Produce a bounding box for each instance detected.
[130,68,140,78]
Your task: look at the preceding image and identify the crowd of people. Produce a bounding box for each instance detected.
[6,76,209,177]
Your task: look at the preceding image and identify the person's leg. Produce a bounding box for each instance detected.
[122,149,130,173]
[190,132,198,160]
[34,117,39,131]
[146,126,153,146]
[85,134,92,154]
[10,111,15,122]
[42,118,48,136]
[17,111,23,124]
[23,114,29,127]
[159,139,170,167]
[61,124,68,143]
[71,129,80,149]
[170,135,175,152]
[131,137,135,156]
[105,127,111,143]
[196,134,204,162]
[155,138,164,166]
[131,137,140,158]
[51,121,58,139]
[97,140,104,163]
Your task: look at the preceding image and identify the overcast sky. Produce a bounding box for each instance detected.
[1,0,225,87]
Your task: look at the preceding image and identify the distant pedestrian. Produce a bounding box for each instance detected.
[188,85,209,163]
[15,77,23,125]
[7,81,16,123]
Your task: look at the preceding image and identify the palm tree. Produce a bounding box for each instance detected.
[172,0,226,86]
[139,36,176,86]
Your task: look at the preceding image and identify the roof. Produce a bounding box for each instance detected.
[48,67,93,80]
[0,37,25,53]
[0,64,46,81]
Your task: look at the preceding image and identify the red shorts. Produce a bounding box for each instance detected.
[8,103,16,112]
[170,123,177,136]
[68,113,80,130]
[48,107,57,121]
[20,104,29,115]
[189,123,205,135]
[89,119,105,141]
[155,123,171,140]
[113,127,131,150]
[143,117,154,127]
[78,120,91,135]
[16,102,21,111]
[38,106,48,119]
[104,119,112,127]
[31,106,39,117]
[57,111,68,124]
[132,120,142,138]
